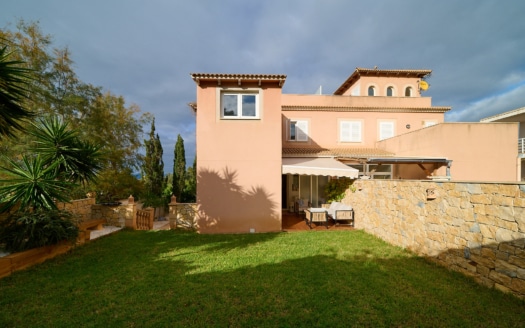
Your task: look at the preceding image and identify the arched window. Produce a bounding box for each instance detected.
[387,86,394,97]
[405,87,412,97]
[368,86,375,96]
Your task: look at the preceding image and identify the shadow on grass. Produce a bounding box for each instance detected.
[0,230,524,327]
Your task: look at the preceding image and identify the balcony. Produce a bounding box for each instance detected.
[520,138,525,154]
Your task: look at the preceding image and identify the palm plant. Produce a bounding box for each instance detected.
[28,117,103,185]
[0,117,102,213]
[0,46,34,138]
[0,155,71,213]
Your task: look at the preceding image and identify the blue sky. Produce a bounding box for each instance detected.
[2,0,525,172]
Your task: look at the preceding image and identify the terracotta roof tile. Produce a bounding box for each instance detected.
[334,67,432,95]
[282,147,395,158]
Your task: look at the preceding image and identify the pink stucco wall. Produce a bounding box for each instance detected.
[377,123,520,181]
[282,109,444,149]
[196,81,282,233]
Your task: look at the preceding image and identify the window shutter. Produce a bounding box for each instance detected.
[295,120,308,141]
[340,121,361,142]
[379,122,394,140]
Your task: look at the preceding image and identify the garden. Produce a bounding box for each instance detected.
[1,229,524,327]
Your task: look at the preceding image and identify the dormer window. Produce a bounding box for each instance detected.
[368,86,376,96]
[387,86,394,97]
[405,87,413,97]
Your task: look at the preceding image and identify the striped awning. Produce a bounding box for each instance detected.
[282,158,358,178]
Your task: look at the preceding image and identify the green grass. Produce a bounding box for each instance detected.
[0,230,524,327]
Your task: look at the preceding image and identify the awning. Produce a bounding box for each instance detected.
[282,157,358,178]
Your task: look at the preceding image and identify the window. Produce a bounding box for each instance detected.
[387,86,394,97]
[340,121,362,142]
[379,121,395,140]
[289,120,308,141]
[348,164,392,179]
[423,120,437,127]
[405,87,412,97]
[221,92,259,118]
[368,86,375,96]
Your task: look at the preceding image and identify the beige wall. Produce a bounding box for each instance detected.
[348,179,525,299]
[196,81,282,233]
[377,123,520,181]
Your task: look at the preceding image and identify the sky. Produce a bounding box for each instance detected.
[2,0,525,173]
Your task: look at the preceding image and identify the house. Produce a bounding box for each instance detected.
[190,68,519,233]
[480,106,525,181]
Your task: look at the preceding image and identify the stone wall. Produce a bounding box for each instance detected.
[168,201,198,230]
[347,179,525,299]
[56,197,96,222]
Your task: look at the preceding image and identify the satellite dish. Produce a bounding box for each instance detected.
[419,81,429,91]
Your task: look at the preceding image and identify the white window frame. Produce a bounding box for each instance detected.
[423,120,437,127]
[379,121,395,140]
[340,120,362,143]
[386,86,395,97]
[347,163,392,179]
[220,91,259,119]
[289,119,308,142]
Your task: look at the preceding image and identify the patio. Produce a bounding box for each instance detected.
[281,210,354,231]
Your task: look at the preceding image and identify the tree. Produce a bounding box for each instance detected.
[183,156,196,203]
[0,46,34,138]
[0,20,151,200]
[0,117,102,212]
[173,134,186,202]
[142,118,164,205]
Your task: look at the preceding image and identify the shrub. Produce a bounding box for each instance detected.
[324,177,356,203]
[0,209,79,252]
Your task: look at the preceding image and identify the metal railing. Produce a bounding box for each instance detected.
[519,138,525,154]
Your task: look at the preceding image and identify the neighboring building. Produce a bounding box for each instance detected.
[480,106,525,181]
[190,68,519,233]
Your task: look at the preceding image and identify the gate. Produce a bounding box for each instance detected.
[136,207,154,230]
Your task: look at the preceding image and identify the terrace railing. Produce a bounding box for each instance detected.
[519,138,525,154]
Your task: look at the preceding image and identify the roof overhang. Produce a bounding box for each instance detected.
[480,106,525,122]
[282,157,358,178]
[190,73,287,88]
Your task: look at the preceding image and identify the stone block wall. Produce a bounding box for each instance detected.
[347,179,525,299]
[56,198,96,222]
[168,202,198,230]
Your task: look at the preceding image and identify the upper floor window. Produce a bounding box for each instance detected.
[379,121,395,140]
[221,92,259,119]
[405,87,413,97]
[289,120,308,141]
[368,86,376,96]
[340,121,362,142]
[423,120,437,127]
[386,86,394,97]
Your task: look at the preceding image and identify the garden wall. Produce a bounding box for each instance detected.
[347,179,525,299]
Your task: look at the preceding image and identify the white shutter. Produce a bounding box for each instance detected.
[379,122,394,140]
[340,121,361,142]
[295,120,308,141]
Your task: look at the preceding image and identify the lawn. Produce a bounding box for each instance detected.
[0,229,524,327]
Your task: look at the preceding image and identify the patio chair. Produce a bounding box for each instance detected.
[303,208,328,229]
[323,202,354,226]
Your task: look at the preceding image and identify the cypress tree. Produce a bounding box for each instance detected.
[143,118,164,200]
[173,134,186,202]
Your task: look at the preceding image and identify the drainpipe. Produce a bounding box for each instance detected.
[446,160,453,178]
